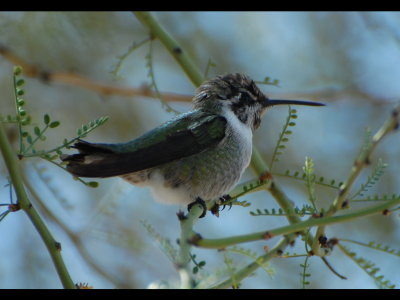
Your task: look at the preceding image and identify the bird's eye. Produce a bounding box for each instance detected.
[238,91,256,106]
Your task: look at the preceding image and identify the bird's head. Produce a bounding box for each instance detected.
[193,73,325,131]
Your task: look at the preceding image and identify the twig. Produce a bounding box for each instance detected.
[21,170,132,288]
[176,204,203,288]
[0,44,192,102]
[0,121,75,289]
[133,12,204,87]
[190,195,400,249]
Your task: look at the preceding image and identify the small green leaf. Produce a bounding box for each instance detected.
[87,181,99,188]
[18,108,26,116]
[49,121,60,128]
[16,79,25,87]
[14,66,23,76]
[44,114,50,125]
[34,126,41,136]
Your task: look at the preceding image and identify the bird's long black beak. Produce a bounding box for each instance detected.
[264,98,326,107]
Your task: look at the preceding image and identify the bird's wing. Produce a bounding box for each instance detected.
[62,111,227,178]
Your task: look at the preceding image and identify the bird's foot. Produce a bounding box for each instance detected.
[210,194,232,217]
[187,197,207,218]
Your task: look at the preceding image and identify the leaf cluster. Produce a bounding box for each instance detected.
[250,205,317,217]
[339,244,396,289]
[6,67,110,188]
[269,107,298,170]
[190,253,206,274]
[300,256,311,288]
[277,169,343,190]
[350,158,387,200]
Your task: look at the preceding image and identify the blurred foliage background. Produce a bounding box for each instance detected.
[0,11,399,288]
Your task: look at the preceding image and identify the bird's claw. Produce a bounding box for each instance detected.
[210,194,232,216]
[187,197,207,218]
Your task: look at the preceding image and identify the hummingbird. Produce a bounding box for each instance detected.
[62,73,324,217]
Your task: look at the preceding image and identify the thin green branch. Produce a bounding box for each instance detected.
[22,123,49,155]
[22,171,129,288]
[176,204,203,288]
[111,36,151,76]
[177,206,202,267]
[192,195,400,249]
[0,121,75,289]
[133,11,204,87]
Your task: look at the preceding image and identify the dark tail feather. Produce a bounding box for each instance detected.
[61,140,118,178]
